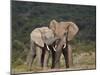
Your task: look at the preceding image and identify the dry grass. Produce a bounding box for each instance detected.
[72,51,95,69]
[12,51,96,74]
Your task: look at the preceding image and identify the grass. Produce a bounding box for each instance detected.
[72,40,96,53]
[11,41,96,74]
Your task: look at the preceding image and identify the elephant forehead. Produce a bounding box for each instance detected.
[55,26,66,36]
[56,23,65,31]
[60,22,69,27]
[60,21,68,24]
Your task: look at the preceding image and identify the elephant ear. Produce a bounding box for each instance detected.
[31,29,44,47]
[66,22,79,41]
[49,19,58,31]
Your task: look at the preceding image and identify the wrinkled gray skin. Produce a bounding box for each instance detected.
[26,27,58,70]
[49,20,79,68]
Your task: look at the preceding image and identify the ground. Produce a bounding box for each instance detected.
[11,51,96,74]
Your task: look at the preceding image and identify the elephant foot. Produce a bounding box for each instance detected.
[66,63,73,68]
[66,64,70,68]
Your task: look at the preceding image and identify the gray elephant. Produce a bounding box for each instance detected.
[26,27,58,70]
[49,20,79,68]
[26,19,79,70]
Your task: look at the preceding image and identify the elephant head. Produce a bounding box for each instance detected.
[49,19,79,41]
[31,27,58,48]
[30,27,58,52]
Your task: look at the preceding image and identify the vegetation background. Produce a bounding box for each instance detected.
[11,1,96,74]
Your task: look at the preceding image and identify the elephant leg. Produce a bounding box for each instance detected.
[36,46,42,67]
[53,50,62,68]
[62,47,69,68]
[62,44,72,68]
[51,48,55,69]
[41,46,46,68]
[26,41,36,71]
[53,41,64,68]
[67,44,73,67]
[43,50,50,69]
[26,51,36,71]
[41,48,45,67]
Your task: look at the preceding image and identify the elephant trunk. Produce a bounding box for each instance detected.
[53,36,67,68]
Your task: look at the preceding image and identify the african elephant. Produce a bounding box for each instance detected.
[49,20,79,68]
[26,27,58,70]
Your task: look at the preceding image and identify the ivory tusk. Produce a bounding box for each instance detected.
[46,45,50,51]
[55,45,57,48]
[63,44,66,49]
[53,47,56,51]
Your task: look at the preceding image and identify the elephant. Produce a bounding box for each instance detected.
[26,27,59,70]
[49,20,79,68]
[26,19,79,70]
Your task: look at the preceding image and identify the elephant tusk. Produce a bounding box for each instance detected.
[55,45,57,48]
[53,47,56,51]
[46,45,50,51]
[63,44,66,49]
